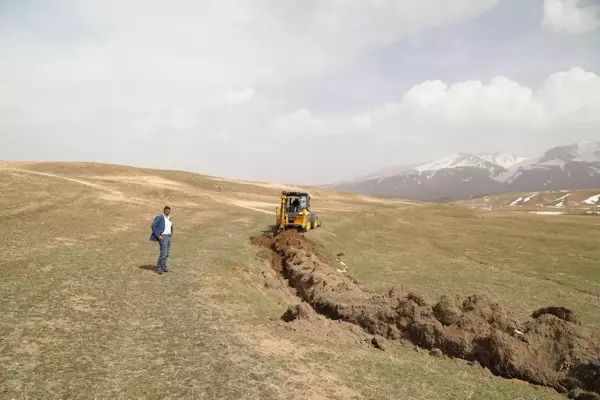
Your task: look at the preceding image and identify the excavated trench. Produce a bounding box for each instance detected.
[250,230,600,399]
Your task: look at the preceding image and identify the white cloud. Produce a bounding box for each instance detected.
[272,109,329,137]
[268,0,499,48]
[0,1,499,152]
[399,75,546,125]
[536,67,600,122]
[274,67,600,166]
[286,66,599,131]
[0,1,598,184]
[543,0,600,34]
[223,86,256,105]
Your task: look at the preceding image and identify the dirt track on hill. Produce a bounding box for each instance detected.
[251,230,600,398]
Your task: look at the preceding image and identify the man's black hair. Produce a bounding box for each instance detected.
[164,205,171,210]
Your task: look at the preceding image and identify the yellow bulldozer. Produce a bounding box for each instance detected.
[275,191,320,233]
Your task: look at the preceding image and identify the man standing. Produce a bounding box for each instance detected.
[150,206,173,274]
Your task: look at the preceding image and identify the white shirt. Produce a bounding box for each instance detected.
[162,214,172,235]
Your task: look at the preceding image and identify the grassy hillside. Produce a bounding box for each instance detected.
[457,189,600,215]
[2,161,598,399]
[313,204,600,328]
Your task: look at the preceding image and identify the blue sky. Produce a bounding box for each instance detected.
[1,0,599,184]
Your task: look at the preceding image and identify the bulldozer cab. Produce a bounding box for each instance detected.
[275,191,320,233]
[286,193,309,213]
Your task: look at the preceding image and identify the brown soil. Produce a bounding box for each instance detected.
[532,306,582,325]
[250,235,283,276]
[251,230,600,398]
[281,304,315,322]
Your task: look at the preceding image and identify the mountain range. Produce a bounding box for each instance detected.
[331,141,600,202]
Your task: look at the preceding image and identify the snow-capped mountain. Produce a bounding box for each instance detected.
[331,142,600,202]
[348,164,417,182]
[414,153,501,172]
[516,141,599,169]
[477,153,530,169]
[497,141,600,192]
[357,152,523,182]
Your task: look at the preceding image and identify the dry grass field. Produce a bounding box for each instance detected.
[1,161,599,399]
[457,189,600,215]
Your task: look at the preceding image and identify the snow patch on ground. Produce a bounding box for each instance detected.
[509,193,538,206]
[583,194,600,205]
[510,197,524,206]
[529,211,564,215]
[552,193,571,208]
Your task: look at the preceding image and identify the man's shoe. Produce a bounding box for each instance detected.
[156,270,163,274]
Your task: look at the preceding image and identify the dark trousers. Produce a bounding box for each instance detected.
[156,235,172,272]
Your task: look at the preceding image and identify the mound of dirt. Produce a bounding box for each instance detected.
[251,230,600,396]
[281,304,314,322]
[533,306,582,325]
[433,295,462,326]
